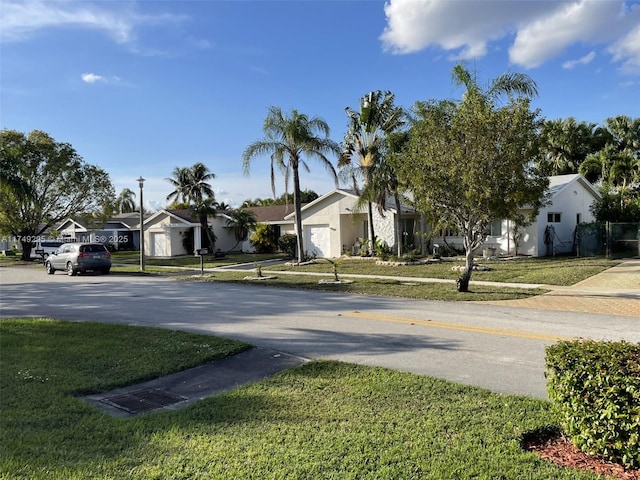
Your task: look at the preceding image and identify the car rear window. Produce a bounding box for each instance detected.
[80,245,107,253]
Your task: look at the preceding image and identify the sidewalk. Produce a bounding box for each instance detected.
[480,258,640,317]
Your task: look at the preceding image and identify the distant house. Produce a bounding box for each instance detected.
[433,174,601,257]
[240,204,298,253]
[56,213,141,249]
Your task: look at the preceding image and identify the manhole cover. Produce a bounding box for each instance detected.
[101,389,186,414]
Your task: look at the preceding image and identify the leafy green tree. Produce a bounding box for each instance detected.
[0,129,114,260]
[243,107,339,263]
[114,188,136,214]
[394,64,548,292]
[339,90,405,249]
[225,209,257,252]
[165,162,217,251]
[240,190,319,209]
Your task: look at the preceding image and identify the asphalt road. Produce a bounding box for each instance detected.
[2,265,638,399]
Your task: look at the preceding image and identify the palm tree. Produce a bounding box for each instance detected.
[539,118,598,175]
[242,106,340,263]
[191,197,217,251]
[339,90,405,252]
[165,167,191,205]
[115,188,136,214]
[605,115,640,156]
[165,162,217,250]
[215,201,231,211]
[225,209,257,252]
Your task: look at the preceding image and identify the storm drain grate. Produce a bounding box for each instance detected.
[101,389,187,414]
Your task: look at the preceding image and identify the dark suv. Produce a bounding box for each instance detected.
[45,243,111,276]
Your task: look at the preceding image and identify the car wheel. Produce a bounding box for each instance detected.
[45,262,55,275]
[102,268,110,275]
[66,262,77,276]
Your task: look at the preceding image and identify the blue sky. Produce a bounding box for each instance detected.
[2,0,640,210]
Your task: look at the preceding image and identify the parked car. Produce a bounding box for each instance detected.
[30,240,64,260]
[45,243,111,276]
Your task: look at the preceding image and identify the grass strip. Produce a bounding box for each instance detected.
[190,271,548,302]
[267,256,619,286]
[1,318,602,479]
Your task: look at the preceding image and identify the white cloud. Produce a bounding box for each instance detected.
[609,22,640,74]
[381,0,640,74]
[562,51,596,69]
[81,72,106,84]
[509,1,622,68]
[0,0,186,47]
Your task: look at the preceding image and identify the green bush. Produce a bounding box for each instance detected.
[545,340,640,468]
[250,223,277,253]
[278,233,297,257]
[373,239,392,260]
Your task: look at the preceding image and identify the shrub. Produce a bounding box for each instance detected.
[278,233,297,258]
[250,223,277,253]
[374,239,392,260]
[545,340,640,468]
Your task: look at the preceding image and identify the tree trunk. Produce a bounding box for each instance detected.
[293,167,304,263]
[457,243,475,292]
[394,192,402,257]
[20,238,32,261]
[367,201,375,256]
[200,215,215,251]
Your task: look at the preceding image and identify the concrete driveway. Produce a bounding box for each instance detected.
[1,263,638,399]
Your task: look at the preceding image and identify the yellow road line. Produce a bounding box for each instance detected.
[342,311,575,342]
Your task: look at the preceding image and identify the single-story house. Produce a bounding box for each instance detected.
[283,189,420,258]
[240,204,297,253]
[55,213,142,249]
[433,174,601,257]
[141,209,238,257]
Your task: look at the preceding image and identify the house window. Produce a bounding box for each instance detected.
[490,219,503,236]
[547,213,561,223]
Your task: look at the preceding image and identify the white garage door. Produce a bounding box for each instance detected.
[305,225,330,258]
[150,232,167,257]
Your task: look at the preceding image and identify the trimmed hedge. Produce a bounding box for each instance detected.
[545,340,640,469]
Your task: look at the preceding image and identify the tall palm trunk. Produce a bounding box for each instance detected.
[394,192,403,257]
[364,166,375,255]
[200,214,215,251]
[293,166,304,263]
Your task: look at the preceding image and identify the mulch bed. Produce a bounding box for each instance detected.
[523,432,639,479]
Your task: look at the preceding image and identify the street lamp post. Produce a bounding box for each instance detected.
[137,176,145,272]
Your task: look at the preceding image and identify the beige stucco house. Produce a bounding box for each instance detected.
[142,209,237,257]
[283,189,419,258]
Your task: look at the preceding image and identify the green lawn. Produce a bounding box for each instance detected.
[266,256,620,286]
[1,318,603,479]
